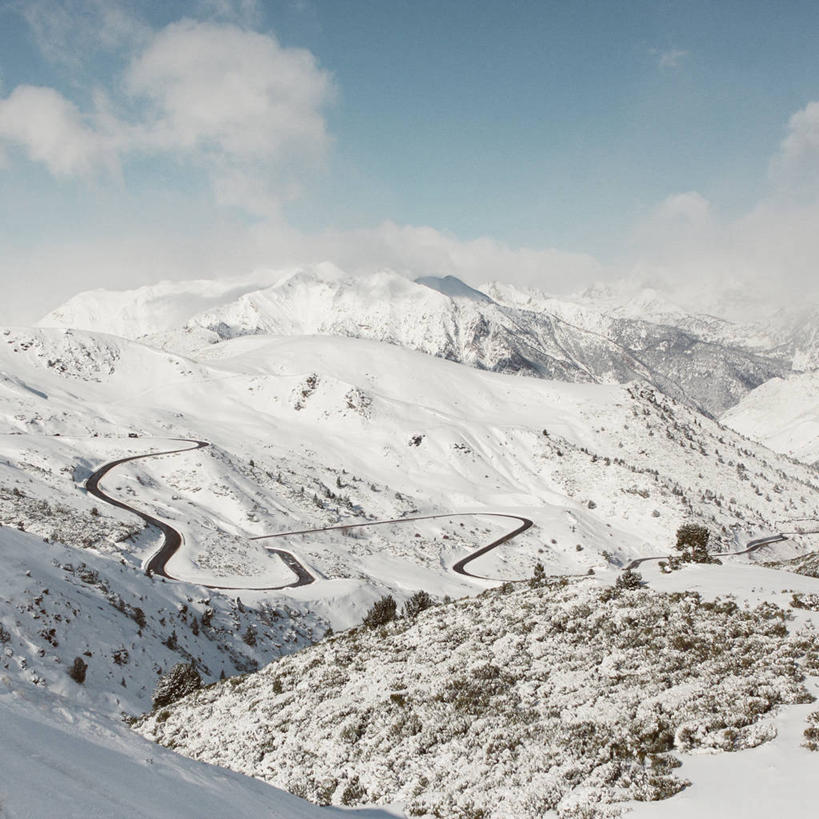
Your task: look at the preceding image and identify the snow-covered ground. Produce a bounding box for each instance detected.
[3,278,819,816]
[134,558,819,818]
[0,691,347,819]
[722,370,819,465]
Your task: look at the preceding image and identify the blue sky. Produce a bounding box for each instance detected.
[2,0,819,320]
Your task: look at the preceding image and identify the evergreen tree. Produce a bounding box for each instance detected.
[402,590,433,619]
[615,567,643,591]
[363,595,397,628]
[153,662,202,710]
[675,524,712,563]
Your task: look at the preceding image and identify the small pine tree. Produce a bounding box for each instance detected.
[132,607,147,629]
[363,595,397,628]
[164,629,178,650]
[242,625,257,646]
[615,567,643,591]
[67,656,88,684]
[152,662,202,710]
[402,590,433,619]
[530,562,546,588]
[675,523,712,563]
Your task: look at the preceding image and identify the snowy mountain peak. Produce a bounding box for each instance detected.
[36,263,819,416]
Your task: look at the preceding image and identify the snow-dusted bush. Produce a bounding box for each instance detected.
[67,656,87,684]
[135,580,819,818]
[152,662,202,710]
[402,590,433,619]
[362,595,397,628]
[804,711,819,751]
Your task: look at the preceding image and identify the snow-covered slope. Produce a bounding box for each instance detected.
[133,565,819,818]
[0,524,396,819]
[4,325,816,593]
[722,370,819,465]
[4,312,819,816]
[40,265,790,416]
[0,693,341,819]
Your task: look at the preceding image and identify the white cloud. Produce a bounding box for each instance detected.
[17,0,150,67]
[0,85,119,176]
[652,191,710,225]
[0,214,607,324]
[656,48,688,69]
[292,222,605,290]
[0,18,333,217]
[126,21,332,163]
[769,100,819,196]
[614,95,819,316]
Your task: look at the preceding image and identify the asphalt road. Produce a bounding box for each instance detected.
[85,439,209,580]
[85,439,315,591]
[86,438,792,591]
[85,439,534,590]
[624,533,789,570]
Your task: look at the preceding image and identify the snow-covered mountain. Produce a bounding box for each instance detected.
[39,264,795,416]
[721,370,819,465]
[6,270,819,816]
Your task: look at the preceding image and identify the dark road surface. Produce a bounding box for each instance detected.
[85,439,535,590]
[86,438,794,592]
[251,512,534,580]
[624,533,790,570]
[85,439,209,579]
[85,440,317,590]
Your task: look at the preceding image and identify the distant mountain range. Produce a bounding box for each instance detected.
[40,264,816,418]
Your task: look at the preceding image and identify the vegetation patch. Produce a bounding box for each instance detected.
[134,579,819,818]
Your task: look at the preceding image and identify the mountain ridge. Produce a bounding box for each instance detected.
[38,266,805,417]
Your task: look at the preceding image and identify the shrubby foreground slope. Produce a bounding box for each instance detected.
[135,576,819,818]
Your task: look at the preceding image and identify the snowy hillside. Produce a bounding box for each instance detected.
[722,371,819,465]
[0,691,343,819]
[3,325,817,596]
[134,565,819,818]
[6,291,819,816]
[39,265,791,416]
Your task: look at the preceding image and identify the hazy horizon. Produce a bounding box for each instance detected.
[3,0,819,322]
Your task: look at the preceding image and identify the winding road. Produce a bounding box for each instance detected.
[85,439,534,591]
[86,438,794,592]
[624,533,790,571]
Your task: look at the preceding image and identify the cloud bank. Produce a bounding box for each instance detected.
[628,100,819,317]
[0,15,333,216]
[1,1,819,324]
